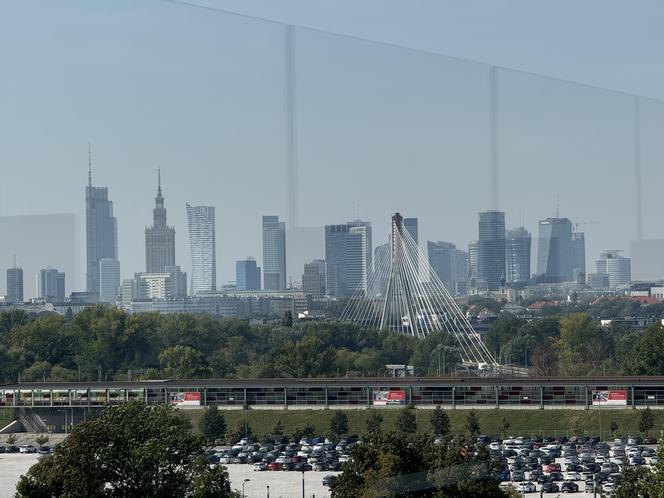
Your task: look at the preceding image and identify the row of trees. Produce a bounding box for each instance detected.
[485,313,664,376]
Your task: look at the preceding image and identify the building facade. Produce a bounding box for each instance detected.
[186,204,216,295]
[302,259,326,299]
[99,258,120,304]
[536,217,574,283]
[477,211,506,291]
[236,258,261,291]
[262,216,287,290]
[572,230,586,282]
[86,168,118,297]
[505,227,531,284]
[325,221,371,297]
[596,250,632,288]
[145,171,176,273]
[427,241,457,293]
[6,267,23,304]
[38,268,65,301]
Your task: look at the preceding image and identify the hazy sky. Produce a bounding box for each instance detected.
[1,0,663,293]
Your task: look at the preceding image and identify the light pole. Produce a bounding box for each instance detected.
[302,470,305,498]
[266,485,270,498]
[242,478,250,498]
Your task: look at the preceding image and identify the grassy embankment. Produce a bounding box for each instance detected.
[183,407,664,440]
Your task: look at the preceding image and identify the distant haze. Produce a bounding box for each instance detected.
[1,0,663,291]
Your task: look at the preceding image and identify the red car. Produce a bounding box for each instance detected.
[544,463,561,473]
[268,462,282,471]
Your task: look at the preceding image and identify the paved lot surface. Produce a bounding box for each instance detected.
[0,453,336,498]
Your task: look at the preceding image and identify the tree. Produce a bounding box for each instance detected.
[15,401,235,498]
[35,434,49,447]
[282,310,293,327]
[615,466,651,498]
[430,406,450,437]
[330,431,504,498]
[395,406,417,434]
[466,410,481,439]
[609,420,619,437]
[365,410,383,433]
[330,411,349,439]
[639,407,655,434]
[271,419,284,436]
[291,424,316,442]
[6,433,17,445]
[200,405,226,443]
[499,416,511,439]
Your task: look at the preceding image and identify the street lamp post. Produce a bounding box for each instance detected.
[242,478,250,498]
[266,485,270,498]
[57,409,67,435]
[302,470,305,498]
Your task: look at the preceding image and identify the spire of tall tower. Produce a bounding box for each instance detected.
[88,142,92,187]
[157,167,162,197]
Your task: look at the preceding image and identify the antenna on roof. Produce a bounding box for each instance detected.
[88,142,92,187]
[157,166,162,196]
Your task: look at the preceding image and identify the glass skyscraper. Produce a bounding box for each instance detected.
[186,204,216,294]
[6,266,23,304]
[505,227,531,284]
[477,211,505,291]
[86,162,118,296]
[262,216,287,290]
[145,170,176,273]
[236,258,261,291]
[325,221,371,297]
[536,217,574,283]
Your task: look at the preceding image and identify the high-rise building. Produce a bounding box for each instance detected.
[455,249,469,296]
[186,204,216,294]
[325,221,371,297]
[38,267,65,301]
[505,227,531,284]
[348,220,373,276]
[595,250,632,288]
[262,216,287,290]
[571,230,586,282]
[99,258,120,304]
[427,241,457,293]
[236,258,261,291]
[302,259,326,299]
[468,240,479,281]
[132,265,187,300]
[477,211,506,291]
[536,217,574,283]
[86,149,118,296]
[403,218,418,245]
[6,266,23,304]
[145,170,176,273]
[373,243,390,296]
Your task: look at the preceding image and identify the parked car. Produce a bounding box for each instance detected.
[561,480,579,493]
[322,475,333,487]
[19,445,36,454]
[252,462,267,471]
[541,482,560,493]
[517,481,536,493]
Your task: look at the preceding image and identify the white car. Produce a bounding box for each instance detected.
[489,442,501,451]
[19,445,36,454]
[252,463,266,471]
[565,472,581,481]
[517,481,536,493]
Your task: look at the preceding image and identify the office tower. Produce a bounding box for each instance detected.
[477,211,506,291]
[86,149,118,296]
[99,258,120,304]
[236,258,261,291]
[145,170,176,273]
[262,216,287,290]
[596,250,632,288]
[348,220,373,275]
[403,218,418,245]
[165,265,187,297]
[302,259,326,299]
[455,249,469,296]
[571,230,586,282]
[536,217,574,283]
[373,243,390,296]
[38,267,65,301]
[468,240,479,281]
[427,241,457,292]
[6,266,23,304]
[505,227,531,284]
[325,221,370,297]
[186,204,216,294]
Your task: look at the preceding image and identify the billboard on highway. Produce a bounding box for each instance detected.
[592,390,627,406]
[171,392,201,407]
[373,390,406,406]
